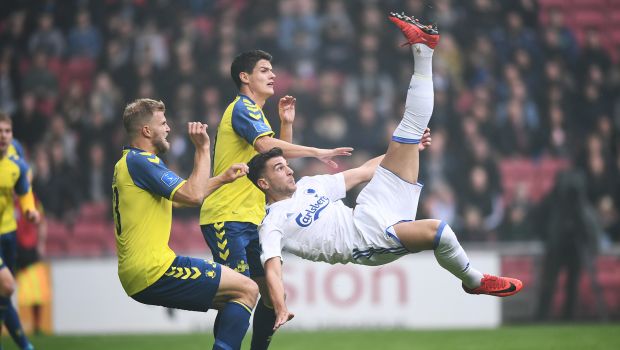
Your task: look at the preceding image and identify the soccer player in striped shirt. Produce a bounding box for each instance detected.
[0,112,38,350]
[113,99,257,350]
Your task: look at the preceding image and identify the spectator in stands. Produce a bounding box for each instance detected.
[90,72,122,123]
[0,58,17,115]
[458,165,503,241]
[67,10,102,59]
[545,7,578,64]
[12,92,47,153]
[22,51,58,101]
[535,169,605,321]
[28,12,65,58]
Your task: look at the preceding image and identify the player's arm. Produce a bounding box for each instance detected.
[278,95,295,143]
[264,257,294,330]
[173,122,248,206]
[341,155,385,191]
[14,159,39,223]
[260,223,294,330]
[255,136,353,169]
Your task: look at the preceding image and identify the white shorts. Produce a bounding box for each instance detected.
[352,166,423,266]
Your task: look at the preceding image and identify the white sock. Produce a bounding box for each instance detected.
[433,222,484,289]
[392,46,434,143]
[412,43,434,76]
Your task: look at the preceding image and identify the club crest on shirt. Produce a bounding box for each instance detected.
[295,195,330,227]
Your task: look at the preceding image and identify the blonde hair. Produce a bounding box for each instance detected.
[0,111,12,126]
[122,98,165,135]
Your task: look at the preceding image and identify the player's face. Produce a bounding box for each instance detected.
[247,59,275,98]
[0,121,12,155]
[263,156,296,196]
[149,111,171,154]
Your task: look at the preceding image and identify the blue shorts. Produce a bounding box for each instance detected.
[0,231,17,271]
[131,256,221,312]
[201,222,264,278]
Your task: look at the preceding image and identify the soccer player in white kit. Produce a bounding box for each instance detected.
[247,13,524,330]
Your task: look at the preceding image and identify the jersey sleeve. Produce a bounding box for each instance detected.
[259,221,284,266]
[12,157,31,195]
[304,173,346,202]
[231,103,274,146]
[126,152,186,200]
[11,139,25,159]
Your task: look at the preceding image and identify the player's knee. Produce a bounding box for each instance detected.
[240,278,259,307]
[426,219,443,245]
[0,277,15,297]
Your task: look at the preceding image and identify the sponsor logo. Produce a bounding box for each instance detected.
[295,195,330,227]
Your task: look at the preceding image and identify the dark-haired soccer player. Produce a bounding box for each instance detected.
[113,99,257,350]
[200,50,352,349]
[248,14,523,330]
[0,112,38,350]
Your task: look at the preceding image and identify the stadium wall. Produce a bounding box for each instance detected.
[50,252,499,334]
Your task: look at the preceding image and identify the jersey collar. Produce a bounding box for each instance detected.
[123,146,150,154]
[238,93,257,106]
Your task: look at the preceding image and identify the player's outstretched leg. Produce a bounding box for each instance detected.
[393,219,523,297]
[381,13,440,184]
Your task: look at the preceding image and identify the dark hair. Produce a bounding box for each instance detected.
[122,98,165,135]
[230,50,273,90]
[247,147,284,189]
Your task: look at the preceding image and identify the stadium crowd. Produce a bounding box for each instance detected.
[0,0,619,250]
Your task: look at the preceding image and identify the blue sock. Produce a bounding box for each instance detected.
[5,303,32,349]
[213,301,252,350]
[250,298,276,350]
[0,296,9,349]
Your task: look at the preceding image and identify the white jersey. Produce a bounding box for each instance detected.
[259,173,360,265]
[259,167,424,267]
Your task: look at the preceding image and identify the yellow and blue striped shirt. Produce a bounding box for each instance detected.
[0,153,32,234]
[200,94,274,226]
[113,147,186,296]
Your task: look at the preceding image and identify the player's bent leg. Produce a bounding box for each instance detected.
[394,220,523,297]
[212,265,258,350]
[212,264,258,309]
[0,267,15,297]
[381,142,421,184]
[392,219,439,252]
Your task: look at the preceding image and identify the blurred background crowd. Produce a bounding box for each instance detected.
[0,0,619,260]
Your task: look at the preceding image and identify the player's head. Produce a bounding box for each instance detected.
[248,147,296,198]
[0,112,13,156]
[231,50,275,97]
[122,98,170,154]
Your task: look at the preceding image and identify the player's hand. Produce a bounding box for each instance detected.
[278,95,296,124]
[316,147,354,169]
[221,163,249,184]
[418,128,431,151]
[273,309,295,331]
[25,209,40,224]
[188,122,210,150]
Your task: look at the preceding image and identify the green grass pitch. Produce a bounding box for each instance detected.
[4,324,619,350]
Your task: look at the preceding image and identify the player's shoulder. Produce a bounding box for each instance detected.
[10,139,25,159]
[232,94,262,120]
[124,147,165,172]
[7,154,28,171]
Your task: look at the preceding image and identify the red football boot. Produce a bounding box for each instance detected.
[388,12,440,49]
[462,274,523,297]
